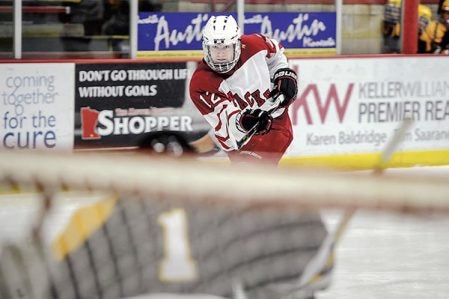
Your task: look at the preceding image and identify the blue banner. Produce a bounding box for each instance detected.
[138,12,336,56]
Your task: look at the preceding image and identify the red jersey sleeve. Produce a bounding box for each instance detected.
[189,62,229,116]
[189,62,244,151]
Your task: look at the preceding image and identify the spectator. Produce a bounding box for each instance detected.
[69,0,105,36]
[102,0,162,35]
[382,0,432,53]
[418,0,449,53]
[101,0,162,54]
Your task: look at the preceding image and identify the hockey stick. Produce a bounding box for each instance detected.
[236,94,285,150]
[296,117,414,291]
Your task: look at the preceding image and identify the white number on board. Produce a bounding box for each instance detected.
[157,208,198,282]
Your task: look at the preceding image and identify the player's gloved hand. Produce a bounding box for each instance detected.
[271,68,298,106]
[238,109,273,135]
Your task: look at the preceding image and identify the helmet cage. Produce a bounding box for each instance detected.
[202,16,241,73]
[203,42,241,73]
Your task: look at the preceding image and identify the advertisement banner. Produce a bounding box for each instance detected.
[0,63,75,150]
[287,56,449,158]
[137,12,336,59]
[74,62,207,148]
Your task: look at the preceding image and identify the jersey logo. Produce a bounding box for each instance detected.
[230,89,271,110]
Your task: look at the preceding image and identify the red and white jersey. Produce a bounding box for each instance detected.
[189,34,293,158]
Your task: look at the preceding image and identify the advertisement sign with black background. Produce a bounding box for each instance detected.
[74,62,208,148]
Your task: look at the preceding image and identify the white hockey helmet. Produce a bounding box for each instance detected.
[202,15,241,73]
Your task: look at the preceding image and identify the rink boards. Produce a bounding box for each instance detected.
[1,55,448,169]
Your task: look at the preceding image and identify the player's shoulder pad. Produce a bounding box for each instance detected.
[241,34,280,58]
[190,61,223,92]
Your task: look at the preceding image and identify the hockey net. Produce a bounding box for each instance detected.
[0,150,449,299]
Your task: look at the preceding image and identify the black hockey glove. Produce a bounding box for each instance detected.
[238,109,273,135]
[271,68,298,107]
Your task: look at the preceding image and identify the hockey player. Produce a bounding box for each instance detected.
[189,15,298,165]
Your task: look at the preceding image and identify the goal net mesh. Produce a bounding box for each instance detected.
[0,150,448,299]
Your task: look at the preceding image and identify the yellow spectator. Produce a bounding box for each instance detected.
[418,0,449,53]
